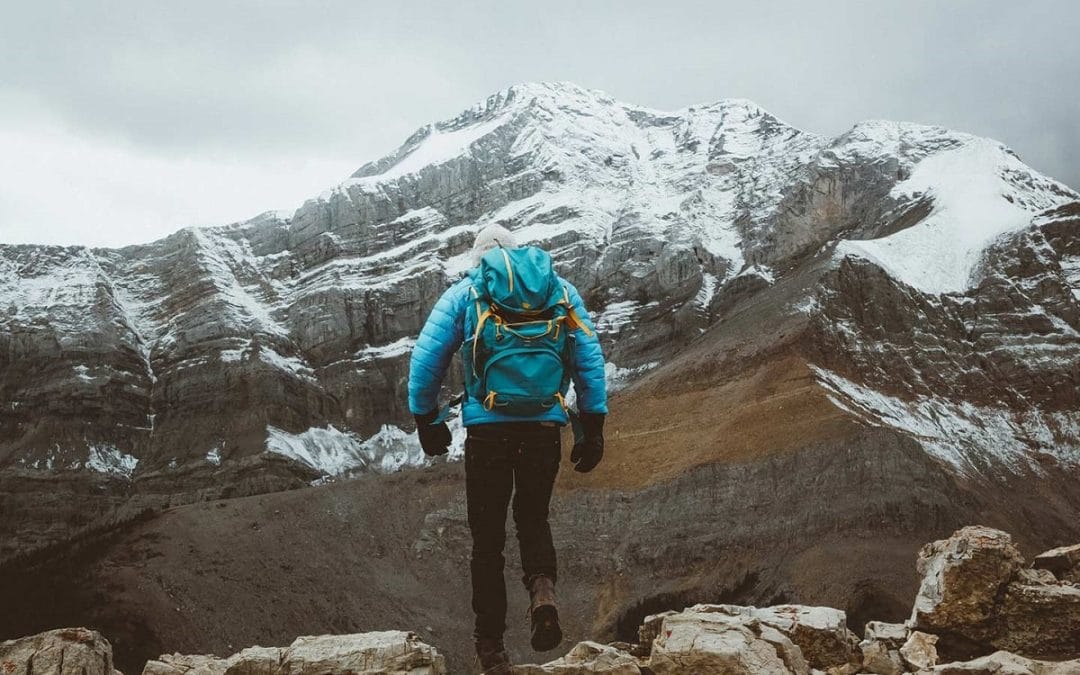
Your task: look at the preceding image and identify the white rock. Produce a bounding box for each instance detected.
[142,631,445,675]
[0,629,115,675]
[648,610,801,675]
[686,604,856,669]
[513,641,641,674]
[899,631,939,671]
[863,621,908,648]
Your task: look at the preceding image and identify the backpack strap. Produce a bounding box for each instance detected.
[560,285,594,337]
[554,391,569,412]
[470,286,495,378]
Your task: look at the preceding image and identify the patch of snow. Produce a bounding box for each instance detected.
[219,347,244,363]
[189,229,288,336]
[355,336,416,361]
[390,206,445,225]
[359,414,466,473]
[267,421,466,479]
[257,347,317,381]
[443,250,475,279]
[605,361,659,392]
[266,425,368,476]
[695,272,717,309]
[1060,256,1080,300]
[596,300,655,333]
[85,445,139,479]
[812,366,1080,476]
[73,364,96,382]
[346,114,509,187]
[219,341,317,381]
[206,446,222,466]
[267,419,465,479]
[837,139,1074,294]
[790,295,818,315]
[736,264,775,284]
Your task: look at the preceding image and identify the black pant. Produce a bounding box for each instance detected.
[465,422,561,641]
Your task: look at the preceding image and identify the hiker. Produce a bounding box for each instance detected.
[407,223,608,674]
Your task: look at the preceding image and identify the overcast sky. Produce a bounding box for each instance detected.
[1,1,1077,247]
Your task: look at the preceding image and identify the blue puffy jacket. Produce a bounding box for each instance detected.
[408,275,608,426]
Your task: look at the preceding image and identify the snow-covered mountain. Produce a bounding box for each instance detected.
[2,82,1078,559]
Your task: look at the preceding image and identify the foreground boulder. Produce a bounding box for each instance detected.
[911,526,1025,642]
[647,608,809,675]
[143,631,445,675]
[911,526,1080,660]
[0,628,115,675]
[681,604,857,670]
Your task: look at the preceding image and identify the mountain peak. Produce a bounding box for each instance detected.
[344,83,794,188]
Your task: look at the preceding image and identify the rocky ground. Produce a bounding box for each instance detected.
[3,526,1078,674]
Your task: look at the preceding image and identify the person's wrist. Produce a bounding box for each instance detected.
[414,409,438,426]
[579,412,605,438]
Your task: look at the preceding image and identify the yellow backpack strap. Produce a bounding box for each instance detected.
[471,286,494,377]
[561,284,594,337]
[554,392,569,411]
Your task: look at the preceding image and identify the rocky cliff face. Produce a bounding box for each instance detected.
[3,83,1075,503]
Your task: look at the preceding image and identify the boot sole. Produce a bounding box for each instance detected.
[530,604,563,652]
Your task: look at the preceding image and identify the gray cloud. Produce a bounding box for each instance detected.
[2,0,1078,245]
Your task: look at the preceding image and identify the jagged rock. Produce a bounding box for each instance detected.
[994,575,1080,658]
[0,628,116,675]
[910,526,1025,641]
[141,631,445,675]
[143,653,229,675]
[647,609,809,675]
[686,604,857,669]
[1016,568,1059,586]
[901,632,940,671]
[863,622,908,649]
[859,639,903,675]
[916,650,1080,674]
[911,526,1080,659]
[1033,543,1080,584]
[513,641,642,674]
[758,624,812,675]
[281,633,444,674]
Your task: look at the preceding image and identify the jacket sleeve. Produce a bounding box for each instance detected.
[408,280,468,415]
[563,280,609,414]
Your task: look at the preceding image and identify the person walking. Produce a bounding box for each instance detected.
[408,223,608,674]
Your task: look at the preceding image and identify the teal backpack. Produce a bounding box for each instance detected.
[463,244,593,416]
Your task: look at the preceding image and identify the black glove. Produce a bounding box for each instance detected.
[571,412,605,473]
[414,410,450,457]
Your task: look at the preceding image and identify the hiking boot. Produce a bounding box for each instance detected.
[475,637,512,674]
[527,574,562,652]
